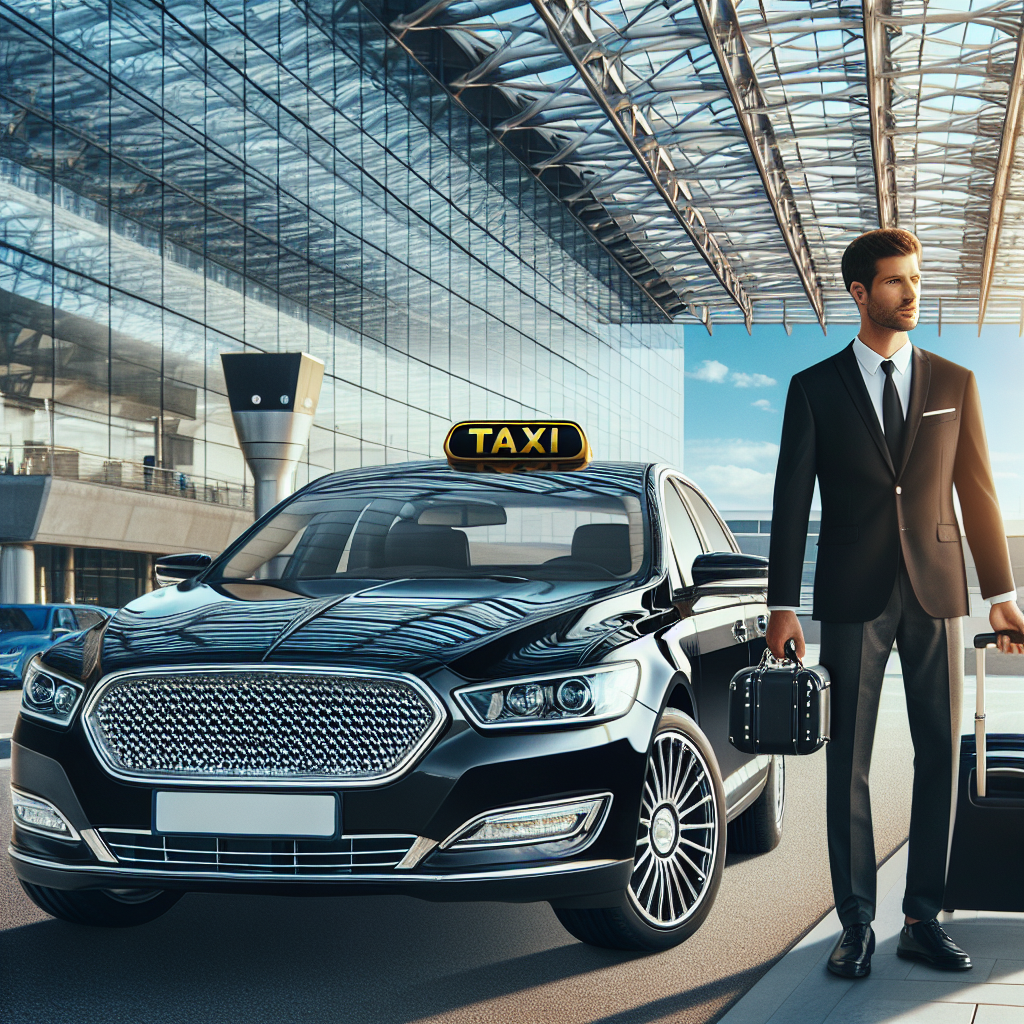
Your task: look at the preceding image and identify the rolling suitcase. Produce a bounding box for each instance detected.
[728,640,830,755]
[942,630,1024,913]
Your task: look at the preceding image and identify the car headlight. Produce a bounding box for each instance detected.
[21,657,85,727]
[454,662,639,729]
[1,645,24,657]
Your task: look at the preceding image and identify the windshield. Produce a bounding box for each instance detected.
[210,472,648,584]
[0,606,48,631]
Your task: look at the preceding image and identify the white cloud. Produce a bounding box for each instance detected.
[687,438,779,468]
[732,372,777,389]
[690,465,776,507]
[687,359,730,383]
[752,398,777,413]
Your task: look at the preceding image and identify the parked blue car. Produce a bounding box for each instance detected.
[0,605,112,689]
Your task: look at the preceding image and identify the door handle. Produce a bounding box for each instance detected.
[732,620,748,643]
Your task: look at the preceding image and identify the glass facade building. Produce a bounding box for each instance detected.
[0,0,685,535]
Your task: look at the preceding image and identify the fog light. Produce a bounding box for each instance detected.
[26,673,55,708]
[443,795,611,850]
[11,789,79,840]
[505,683,544,716]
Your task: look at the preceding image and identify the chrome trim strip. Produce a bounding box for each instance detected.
[394,836,439,870]
[8,846,628,883]
[81,663,449,789]
[441,793,613,851]
[80,828,117,864]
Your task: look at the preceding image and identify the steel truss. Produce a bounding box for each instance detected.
[391,0,1024,329]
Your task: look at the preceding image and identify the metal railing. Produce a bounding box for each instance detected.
[1,444,253,511]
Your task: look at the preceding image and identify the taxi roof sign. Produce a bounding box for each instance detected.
[444,420,592,472]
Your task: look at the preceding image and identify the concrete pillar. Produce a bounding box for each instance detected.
[0,544,35,603]
[62,547,75,603]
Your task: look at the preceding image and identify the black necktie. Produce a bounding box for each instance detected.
[881,359,905,465]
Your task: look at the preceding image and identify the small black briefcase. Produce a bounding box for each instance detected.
[942,631,1024,913]
[728,643,830,755]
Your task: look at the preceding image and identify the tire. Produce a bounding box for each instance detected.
[728,755,785,855]
[19,881,182,927]
[553,709,726,952]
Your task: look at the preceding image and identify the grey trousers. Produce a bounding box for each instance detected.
[819,560,963,926]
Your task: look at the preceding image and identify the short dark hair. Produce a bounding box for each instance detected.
[841,229,922,294]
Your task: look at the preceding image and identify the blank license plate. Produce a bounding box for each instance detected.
[154,791,338,838]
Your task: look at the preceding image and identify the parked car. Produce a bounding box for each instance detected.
[0,605,111,689]
[9,422,779,951]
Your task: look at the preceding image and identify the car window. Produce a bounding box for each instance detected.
[676,481,734,553]
[662,481,704,587]
[74,609,105,630]
[56,609,77,631]
[0,607,42,631]
[211,475,650,585]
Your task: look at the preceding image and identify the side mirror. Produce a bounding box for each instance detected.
[50,627,72,640]
[155,552,213,587]
[690,552,768,597]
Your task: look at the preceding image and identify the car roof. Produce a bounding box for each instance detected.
[302,459,653,498]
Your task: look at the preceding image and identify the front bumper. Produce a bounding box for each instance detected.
[8,844,633,905]
[9,682,655,905]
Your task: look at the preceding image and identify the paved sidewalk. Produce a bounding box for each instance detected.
[719,842,1024,1024]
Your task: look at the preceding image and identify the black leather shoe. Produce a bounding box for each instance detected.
[897,919,972,970]
[827,923,875,978]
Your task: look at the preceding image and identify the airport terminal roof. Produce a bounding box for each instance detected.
[387,0,1024,333]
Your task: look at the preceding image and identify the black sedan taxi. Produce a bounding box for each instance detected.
[9,421,780,951]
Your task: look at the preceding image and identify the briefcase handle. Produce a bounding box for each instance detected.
[970,631,1024,798]
[758,638,803,671]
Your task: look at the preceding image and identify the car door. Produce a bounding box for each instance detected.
[662,477,756,784]
[675,480,768,664]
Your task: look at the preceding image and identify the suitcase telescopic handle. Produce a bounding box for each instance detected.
[970,630,1024,798]
[973,630,1024,648]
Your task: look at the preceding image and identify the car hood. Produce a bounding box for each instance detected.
[42,577,659,680]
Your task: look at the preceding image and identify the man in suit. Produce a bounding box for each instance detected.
[766,228,1024,979]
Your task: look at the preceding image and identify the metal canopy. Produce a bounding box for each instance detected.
[390,0,1024,331]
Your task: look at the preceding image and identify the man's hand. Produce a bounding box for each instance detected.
[766,609,806,661]
[989,600,1024,654]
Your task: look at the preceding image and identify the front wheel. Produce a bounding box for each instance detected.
[19,881,182,927]
[553,710,726,951]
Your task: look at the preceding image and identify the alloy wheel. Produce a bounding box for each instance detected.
[628,729,719,928]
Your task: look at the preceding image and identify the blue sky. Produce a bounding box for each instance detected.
[684,320,1024,516]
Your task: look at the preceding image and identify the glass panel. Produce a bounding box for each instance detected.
[676,481,733,553]
[662,482,703,587]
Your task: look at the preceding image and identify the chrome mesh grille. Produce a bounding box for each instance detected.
[86,671,439,781]
[99,830,416,876]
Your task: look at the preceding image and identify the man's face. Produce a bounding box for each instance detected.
[860,253,921,331]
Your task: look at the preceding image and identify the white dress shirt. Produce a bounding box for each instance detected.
[852,336,913,426]
[769,337,1015,612]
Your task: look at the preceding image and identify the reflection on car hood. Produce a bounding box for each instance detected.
[42,577,654,678]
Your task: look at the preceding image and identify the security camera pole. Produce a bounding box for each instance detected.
[220,352,325,520]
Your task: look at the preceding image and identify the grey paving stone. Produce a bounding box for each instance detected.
[906,957,994,982]
[860,979,1024,1007]
[820,996,975,1023]
[973,1005,1024,1023]
[990,961,1024,985]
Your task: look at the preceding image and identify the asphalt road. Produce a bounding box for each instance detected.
[2,655,1018,1024]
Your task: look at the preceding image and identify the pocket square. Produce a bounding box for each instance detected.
[922,407,955,417]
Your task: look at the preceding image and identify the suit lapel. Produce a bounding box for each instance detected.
[834,342,894,474]
[898,347,931,478]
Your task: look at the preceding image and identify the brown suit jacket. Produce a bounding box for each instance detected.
[768,343,1014,621]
